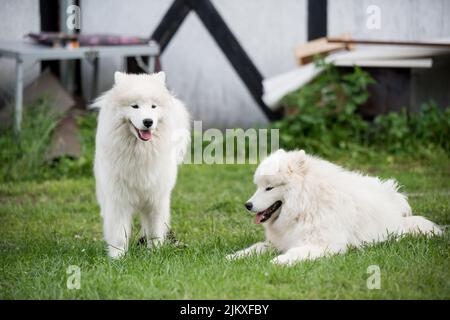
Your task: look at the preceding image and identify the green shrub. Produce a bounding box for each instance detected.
[273,59,375,156]
[372,102,450,153]
[0,100,98,182]
[49,111,97,178]
[274,60,450,157]
[0,98,61,182]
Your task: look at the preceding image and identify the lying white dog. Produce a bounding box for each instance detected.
[93,72,190,258]
[227,149,442,265]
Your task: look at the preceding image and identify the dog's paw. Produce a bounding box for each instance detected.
[271,255,296,266]
[147,237,165,249]
[108,247,126,259]
[225,253,240,261]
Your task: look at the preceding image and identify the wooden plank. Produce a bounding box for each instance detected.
[327,37,450,48]
[263,63,322,109]
[332,47,450,61]
[295,36,351,65]
[334,58,433,68]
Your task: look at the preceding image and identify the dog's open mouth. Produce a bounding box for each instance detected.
[255,201,282,224]
[133,126,152,141]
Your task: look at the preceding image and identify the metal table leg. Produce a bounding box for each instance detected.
[14,58,24,136]
[91,56,99,100]
[148,55,156,73]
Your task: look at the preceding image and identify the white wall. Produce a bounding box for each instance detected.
[80,0,307,128]
[328,0,450,40]
[1,0,449,126]
[0,0,40,107]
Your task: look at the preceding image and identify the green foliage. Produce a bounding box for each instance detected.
[0,98,61,182]
[49,111,97,178]
[274,60,375,156]
[0,100,97,182]
[372,102,450,153]
[274,60,450,157]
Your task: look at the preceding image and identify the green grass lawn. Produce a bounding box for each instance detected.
[0,155,449,299]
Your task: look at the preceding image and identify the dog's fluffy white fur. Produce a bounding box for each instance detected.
[93,71,190,258]
[227,149,442,265]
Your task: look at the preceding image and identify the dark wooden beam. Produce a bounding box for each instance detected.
[307,0,327,41]
[328,37,450,48]
[39,0,60,77]
[127,0,190,73]
[128,0,281,120]
[151,0,191,52]
[40,0,83,96]
[188,0,280,120]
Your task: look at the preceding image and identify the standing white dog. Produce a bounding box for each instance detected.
[93,71,190,258]
[227,149,442,265]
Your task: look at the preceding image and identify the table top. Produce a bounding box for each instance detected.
[0,41,159,61]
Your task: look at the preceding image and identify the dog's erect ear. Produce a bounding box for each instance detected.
[287,149,307,174]
[114,71,126,84]
[153,71,166,84]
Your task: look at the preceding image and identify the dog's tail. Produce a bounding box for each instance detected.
[401,216,443,236]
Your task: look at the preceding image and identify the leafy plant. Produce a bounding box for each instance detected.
[372,101,450,154]
[0,99,98,182]
[0,98,62,182]
[49,111,97,178]
[274,59,450,157]
[273,59,375,156]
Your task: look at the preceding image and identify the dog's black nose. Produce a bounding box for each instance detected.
[143,119,153,128]
[245,202,253,210]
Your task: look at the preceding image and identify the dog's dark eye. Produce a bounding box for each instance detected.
[265,187,274,191]
[131,104,139,109]
[152,105,157,109]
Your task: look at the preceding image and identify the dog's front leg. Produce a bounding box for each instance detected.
[102,202,133,259]
[271,245,340,266]
[226,242,272,260]
[141,193,171,248]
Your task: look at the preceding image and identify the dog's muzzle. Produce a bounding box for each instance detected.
[130,121,152,141]
[254,201,282,224]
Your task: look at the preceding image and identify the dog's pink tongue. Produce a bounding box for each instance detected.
[139,130,152,141]
[255,213,264,224]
